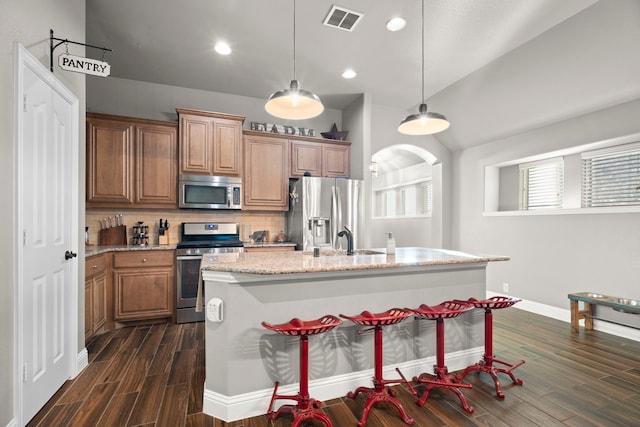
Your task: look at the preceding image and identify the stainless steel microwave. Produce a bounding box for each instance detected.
[179,175,242,209]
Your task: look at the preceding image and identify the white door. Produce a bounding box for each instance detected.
[15,44,79,424]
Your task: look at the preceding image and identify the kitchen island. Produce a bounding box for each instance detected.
[200,247,508,422]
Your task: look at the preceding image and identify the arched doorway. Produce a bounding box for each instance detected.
[369,144,442,248]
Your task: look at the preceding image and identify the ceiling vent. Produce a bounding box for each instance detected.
[323,5,363,32]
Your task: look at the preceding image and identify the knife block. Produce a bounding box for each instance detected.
[99,225,127,246]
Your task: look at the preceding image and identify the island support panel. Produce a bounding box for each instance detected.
[202,263,488,422]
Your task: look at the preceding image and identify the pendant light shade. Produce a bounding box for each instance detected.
[398,103,450,135]
[398,0,449,135]
[265,79,324,120]
[265,0,323,120]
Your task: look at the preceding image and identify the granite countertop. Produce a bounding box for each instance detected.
[201,247,509,275]
[242,242,297,248]
[85,244,176,257]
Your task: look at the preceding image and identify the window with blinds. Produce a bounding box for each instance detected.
[582,142,640,207]
[373,179,432,217]
[519,158,564,210]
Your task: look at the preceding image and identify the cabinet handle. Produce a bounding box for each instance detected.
[92,264,98,269]
[142,258,147,263]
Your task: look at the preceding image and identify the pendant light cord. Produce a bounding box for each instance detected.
[293,0,296,81]
[421,0,425,104]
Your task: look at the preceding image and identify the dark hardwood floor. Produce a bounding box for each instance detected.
[27,308,640,426]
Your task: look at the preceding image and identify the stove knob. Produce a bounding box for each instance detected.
[186,249,192,255]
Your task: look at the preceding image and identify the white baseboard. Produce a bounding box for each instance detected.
[75,347,89,378]
[486,291,640,342]
[5,418,18,427]
[203,347,483,422]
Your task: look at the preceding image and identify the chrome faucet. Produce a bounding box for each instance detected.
[337,225,354,255]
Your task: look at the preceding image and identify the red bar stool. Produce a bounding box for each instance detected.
[340,308,416,427]
[455,296,525,398]
[408,301,475,413]
[261,315,343,427]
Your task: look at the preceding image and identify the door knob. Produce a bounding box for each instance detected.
[65,250,77,260]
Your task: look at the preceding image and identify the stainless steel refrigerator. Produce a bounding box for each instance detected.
[287,176,364,251]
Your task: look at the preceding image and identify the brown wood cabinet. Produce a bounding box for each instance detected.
[321,143,350,177]
[86,113,178,209]
[112,250,175,322]
[290,139,351,178]
[85,254,109,341]
[177,108,245,176]
[242,133,290,211]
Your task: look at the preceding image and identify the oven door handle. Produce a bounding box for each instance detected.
[176,255,203,261]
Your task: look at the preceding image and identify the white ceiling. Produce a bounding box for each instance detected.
[86,0,598,113]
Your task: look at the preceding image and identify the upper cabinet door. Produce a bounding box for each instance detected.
[179,113,213,175]
[177,108,245,177]
[322,144,350,178]
[136,123,178,206]
[290,141,322,177]
[243,134,289,211]
[213,118,242,176]
[86,117,135,206]
[86,113,178,209]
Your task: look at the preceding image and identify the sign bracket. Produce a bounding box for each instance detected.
[49,29,112,72]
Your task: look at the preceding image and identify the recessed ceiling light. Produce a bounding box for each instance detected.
[386,16,406,32]
[342,69,357,79]
[214,42,231,55]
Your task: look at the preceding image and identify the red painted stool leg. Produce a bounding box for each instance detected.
[414,318,474,413]
[266,335,333,426]
[348,325,414,426]
[457,308,524,399]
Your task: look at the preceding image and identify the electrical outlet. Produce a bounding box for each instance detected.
[503,282,510,293]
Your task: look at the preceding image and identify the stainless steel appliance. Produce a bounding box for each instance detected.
[175,222,243,323]
[178,175,242,209]
[286,177,364,252]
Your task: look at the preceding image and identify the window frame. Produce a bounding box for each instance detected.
[483,132,640,216]
[519,157,564,210]
[372,178,433,219]
[581,141,640,208]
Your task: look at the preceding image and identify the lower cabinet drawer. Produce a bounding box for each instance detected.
[112,250,174,268]
[85,254,107,278]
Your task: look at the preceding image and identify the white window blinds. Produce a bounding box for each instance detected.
[520,158,564,210]
[582,142,640,207]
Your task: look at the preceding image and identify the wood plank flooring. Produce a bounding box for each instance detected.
[27,308,640,426]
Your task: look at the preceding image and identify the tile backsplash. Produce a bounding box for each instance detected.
[86,210,285,246]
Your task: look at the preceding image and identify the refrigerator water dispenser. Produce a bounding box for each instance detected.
[309,217,331,246]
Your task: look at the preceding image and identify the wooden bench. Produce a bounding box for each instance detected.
[568,292,640,333]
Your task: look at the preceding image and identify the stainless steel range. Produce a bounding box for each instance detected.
[175,222,243,323]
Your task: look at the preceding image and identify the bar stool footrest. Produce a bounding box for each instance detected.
[348,385,415,426]
[413,372,475,414]
[268,404,333,427]
[458,356,525,399]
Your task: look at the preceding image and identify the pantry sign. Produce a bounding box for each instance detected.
[58,53,110,77]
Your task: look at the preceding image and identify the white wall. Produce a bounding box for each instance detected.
[439,0,640,312]
[368,102,452,249]
[87,76,343,134]
[432,0,640,152]
[454,98,640,308]
[1,0,86,424]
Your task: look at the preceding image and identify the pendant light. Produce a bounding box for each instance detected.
[265,0,324,120]
[398,0,449,135]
